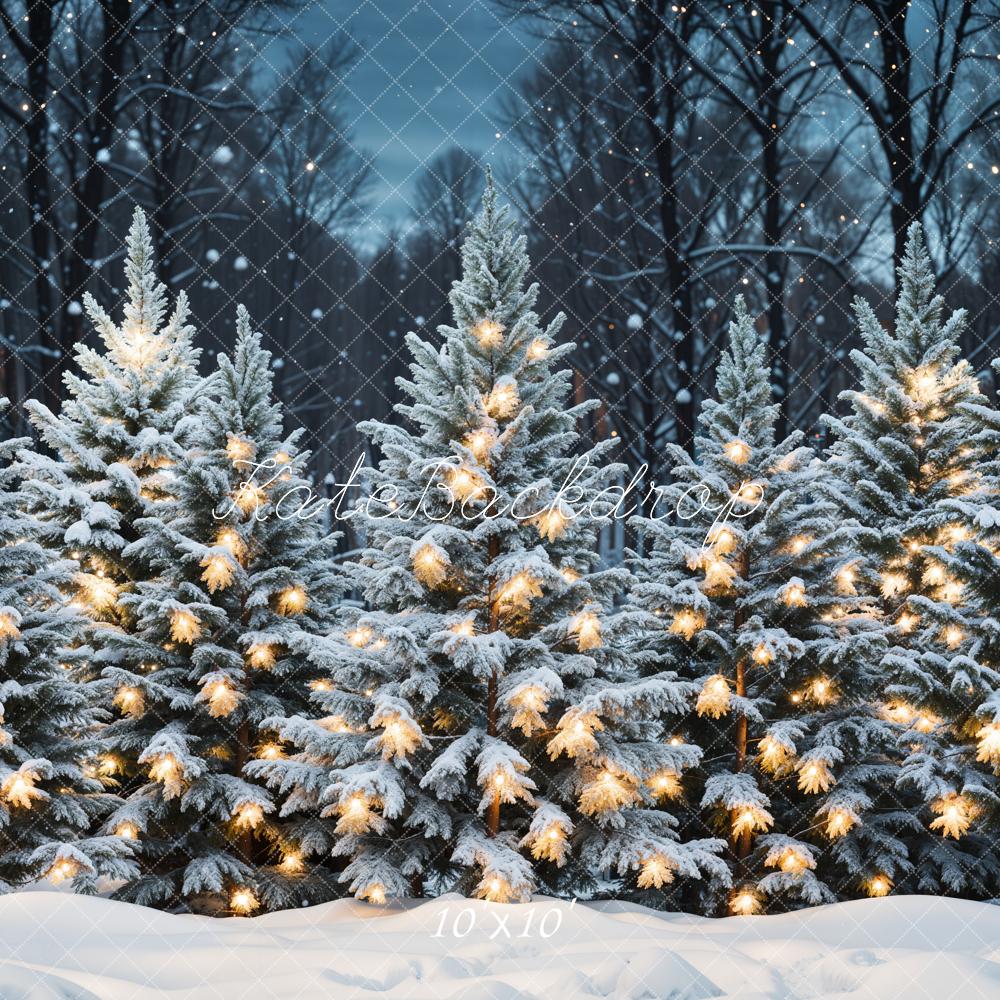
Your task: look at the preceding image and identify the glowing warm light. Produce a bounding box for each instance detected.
[774,848,808,874]
[780,581,807,607]
[277,586,307,615]
[940,580,964,603]
[579,771,639,815]
[450,619,475,637]
[897,611,919,634]
[730,887,762,916]
[170,609,201,643]
[346,626,373,648]
[724,440,751,464]
[787,535,811,556]
[472,318,504,348]
[511,685,549,735]
[48,859,77,885]
[114,685,144,717]
[413,545,448,587]
[378,715,421,760]
[701,554,736,593]
[463,428,496,464]
[696,675,731,719]
[942,625,964,648]
[880,572,908,598]
[483,380,520,419]
[867,875,891,897]
[923,564,946,587]
[732,805,772,838]
[482,875,514,903]
[976,722,1000,767]
[204,679,239,718]
[709,525,737,555]
[945,524,970,544]
[824,808,856,839]
[534,507,569,542]
[669,609,705,640]
[447,465,485,502]
[309,679,333,692]
[79,573,118,611]
[526,338,549,361]
[200,553,234,593]
[233,803,265,832]
[571,611,602,651]
[530,823,567,864]
[233,482,266,515]
[560,566,580,583]
[280,851,304,874]
[230,887,259,915]
[115,822,138,840]
[736,482,763,504]
[216,528,247,562]
[2,771,36,809]
[363,883,387,905]
[496,572,542,613]
[909,366,939,403]
[257,743,284,760]
[246,643,277,669]
[930,794,975,840]
[226,436,254,463]
[637,854,674,889]
[647,770,682,799]
[149,754,182,796]
[797,759,835,795]
[758,734,793,774]
[337,794,375,835]
[836,565,857,594]
[548,712,603,759]
[0,613,20,640]
[809,677,835,705]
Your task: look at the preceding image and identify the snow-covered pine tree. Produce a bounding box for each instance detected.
[256,174,727,904]
[99,307,342,914]
[823,223,1000,898]
[0,405,135,893]
[630,298,889,915]
[21,208,200,673]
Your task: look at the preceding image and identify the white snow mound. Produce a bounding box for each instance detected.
[0,892,998,999]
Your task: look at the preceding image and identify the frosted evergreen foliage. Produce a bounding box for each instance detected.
[823,224,1000,896]
[630,299,887,914]
[260,175,727,905]
[0,405,135,892]
[99,309,343,913]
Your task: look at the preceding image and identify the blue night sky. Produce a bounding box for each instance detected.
[264,0,545,228]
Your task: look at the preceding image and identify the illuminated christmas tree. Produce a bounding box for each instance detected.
[100,308,342,913]
[822,224,1000,896]
[0,405,135,892]
[630,298,890,914]
[258,174,727,904]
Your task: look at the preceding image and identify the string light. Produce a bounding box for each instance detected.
[203,679,239,718]
[896,611,919,634]
[880,572,908,598]
[780,581,807,607]
[530,823,568,864]
[482,875,515,903]
[233,803,265,831]
[510,684,549,735]
[751,643,773,666]
[823,808,856,839]
[809,676,835,705]
[47,859,78,885]
[1,771,36,809]
[233,482,266,515]
[941,625,964,648]
[216,528,247,562]
[534,507,569,542]
[472,318,504,348]
[732,804,772,838]
[836,565,857,595]
[757,734,794,774]
[0,613,20,640]
[867,874,891,897]
[637,854,674,889]
[669,609,705,640]
[276,586,307,615]
[226,436,254,463]
[246,643,277,669]
[976,722,1000,767]
[787,535,811,556]
[346,626,373,648]
[149,754,182,796]
[729,887,762,915]
[930,794,975,839]
[647,770,682,799]
[696,675,731,718]
[701,554,736,593]
[337,793,375,835]
[200,553,234,593]
[309,679,333,693]
[170,609,202,643]
[447,465,485,502]
[579,771,639,815]
[463,428,496,464]
[230,887,260,915]
[773,847,809,874]
[797,759,835,794]
[483,380,520,419]
[78,573,118,611]
[708,525,737,555]
[571,611,602,651]
[413,545,448,587]
[115,822,139,840]
[257,743,284,760]
[560,566,580,583]
[280,851,304,874]
[377,715,421,760]
[724,440,751,464]
[496,572,542,613]
[362,883,387,905]
[548,712,603,759]
[114,685,144,717]
[526,338,549,361]
[450,619,475,637]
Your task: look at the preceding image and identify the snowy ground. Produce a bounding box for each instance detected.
[0,892,998,1000]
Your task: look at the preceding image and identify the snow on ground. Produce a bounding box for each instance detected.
[0,892,998,1000]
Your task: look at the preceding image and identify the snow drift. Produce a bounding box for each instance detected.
[0,892,998,999]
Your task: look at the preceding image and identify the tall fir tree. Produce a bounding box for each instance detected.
[257,175,727,904]
[99,308,342,913]
[0,405,134,892]
[630,298,889,915]
[822,224,1000,897]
